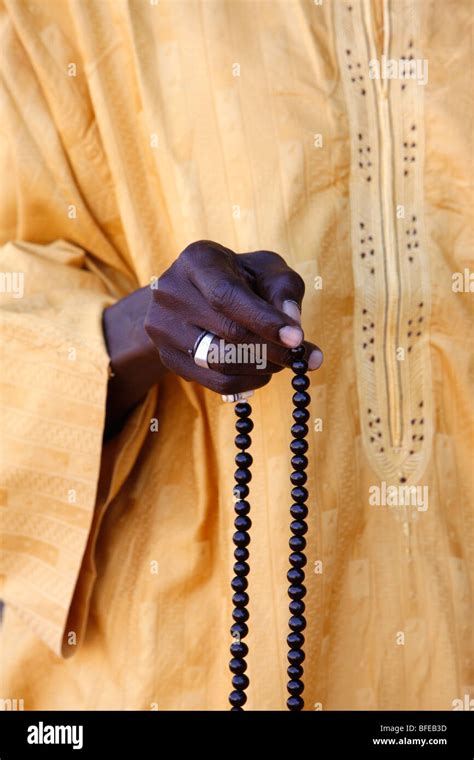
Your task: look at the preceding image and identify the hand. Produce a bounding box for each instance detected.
[144,240,322,396]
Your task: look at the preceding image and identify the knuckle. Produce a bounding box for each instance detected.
[144,313,168,347]
[214,375,239,395]
[152,272,175,305]
[252,311,275,336]
[180,240,204,260]
[285,270,306,299]
[221,317,248,343]
[208,279,238,312]
[179,239,214,267]
[144,319,160,344]
[253,249,285,266]
[157,347,176,370]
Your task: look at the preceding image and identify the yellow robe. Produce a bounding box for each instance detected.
[0,0,472,710]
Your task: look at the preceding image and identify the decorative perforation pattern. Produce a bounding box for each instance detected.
[334,0,433,485]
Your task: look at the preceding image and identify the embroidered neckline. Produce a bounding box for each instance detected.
[334,0,433,485]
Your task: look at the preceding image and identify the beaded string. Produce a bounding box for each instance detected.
[287,345,310,711]
[228,401,253,710]
[228,345,310,711]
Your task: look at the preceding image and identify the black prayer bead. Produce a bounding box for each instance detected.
[232,592,249,608]
[231,576,248,592]
[287,568,305,585]
[230,641,248,658]
[232,607,249,623]
[289,535,306,551]
[234,515,251,531]
[290,470,307,486]
[233,531,250,547]
[234,433,251,450]
[287,649,305,666]
[292,375,310,391]
[291,423,309,439]
[234,546,249,562]
[287,679,304,696]
[235,402,252,418]
[287,695,304,711]
[235,452,253,468]
[234,468,252,485]
[235,417,254,434]
[232,674,249,691]
[291,486,308,503]
[289,599,305,615]
[230,622,248,639]
[290,519,308,536]
[291,359,308,375]
[287,632,305,649]
[229,690,247,708]
[287,664,304,680]
[289,552,307,568]
[290,345,306,359]
[288,584,307,600]
[292,407,310,424]
[290,439,308,455]
[292,391,311,408]
[233,484,249,502]
[291,454,308,470]
[289,615,306,633]
[233,561,250,577]
[234,500,250,516]
[290,503,308,519]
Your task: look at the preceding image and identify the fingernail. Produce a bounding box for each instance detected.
[279,325,304,348]
[308,349,323,370]
[282,299,301,324]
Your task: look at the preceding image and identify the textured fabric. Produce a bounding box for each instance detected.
[0,0,472,710]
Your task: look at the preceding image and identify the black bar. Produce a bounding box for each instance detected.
[0,710,472,757]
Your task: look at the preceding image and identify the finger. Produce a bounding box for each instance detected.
[198,301,322,370]
[158,346,272,395]
[189,270,304,349]
[265,338,323,370]
[239,251,306,311]
[191,327,283,376]
[147,305,283,376]
[147,279,322,374]
[239,252,323,369]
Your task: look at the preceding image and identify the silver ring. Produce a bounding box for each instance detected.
[191,330,207,355]
[193,331,216,369]
[221,390,255,403]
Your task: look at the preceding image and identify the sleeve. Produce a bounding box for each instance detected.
[0,2,159,657]
[0,239,157,657]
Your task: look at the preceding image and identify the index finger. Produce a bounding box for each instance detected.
[191,270,304,349]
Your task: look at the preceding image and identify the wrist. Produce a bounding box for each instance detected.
[103,286,165,435]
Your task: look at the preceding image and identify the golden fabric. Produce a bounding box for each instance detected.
[0,0,472,710]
